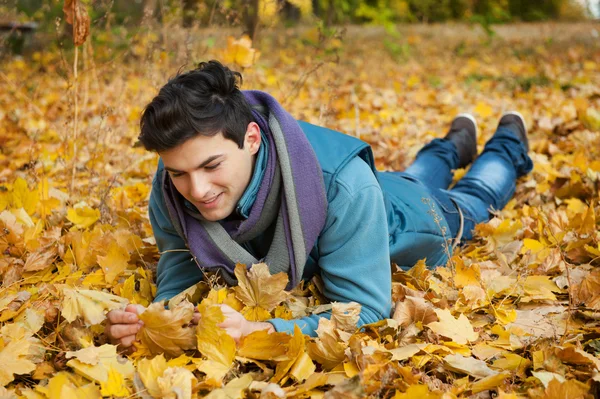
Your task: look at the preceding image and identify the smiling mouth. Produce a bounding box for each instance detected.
[200,193,221,204]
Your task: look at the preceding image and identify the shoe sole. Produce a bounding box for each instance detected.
[455,113,478,138]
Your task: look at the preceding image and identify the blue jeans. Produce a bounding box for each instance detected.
[403,124,533,241]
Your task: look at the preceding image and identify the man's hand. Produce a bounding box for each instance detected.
[218,304,274,342]
[105,304,146,348]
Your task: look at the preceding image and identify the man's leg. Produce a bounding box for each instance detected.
[446,112,533,241]
[404,114,478,190]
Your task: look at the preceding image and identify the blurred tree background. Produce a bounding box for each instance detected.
[2,0,595,37]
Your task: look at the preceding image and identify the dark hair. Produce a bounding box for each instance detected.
[138,60,254,152]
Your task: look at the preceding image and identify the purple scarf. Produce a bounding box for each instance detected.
[161,91,327,287]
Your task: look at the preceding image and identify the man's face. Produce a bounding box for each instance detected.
[159,123,261,222]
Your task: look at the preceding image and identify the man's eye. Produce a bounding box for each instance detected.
[205,162,221,170]
[169,172,183,178]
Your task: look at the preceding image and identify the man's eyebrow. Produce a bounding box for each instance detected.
[164,154,224,173]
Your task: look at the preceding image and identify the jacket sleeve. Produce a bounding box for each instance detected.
[149,175,204,303]
[268,158,392,336]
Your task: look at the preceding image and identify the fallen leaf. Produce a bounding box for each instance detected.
[61,287,127,326]
[392,296,437,328]
[97,242,130,283]
[234,263,289,321]
[0,338,36,386]
[427,309,479,345]
[444,354,498,378]
[306,318,346,370]
[195,303,236,376]
[137,301,196,357]
[331,302,361,332]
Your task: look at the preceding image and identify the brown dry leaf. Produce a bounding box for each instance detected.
[306,318,346,370]
[331,302,361,332]
[23,246,57,272]
[542,378,590,399]
[234,263,289,321]
[62,0,90,46]
[392,296,437,328]
[573,269,600,309]
[554,346,600,370]
[137,301,196,357]
[427,309,478,345]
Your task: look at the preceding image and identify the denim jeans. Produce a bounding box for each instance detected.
[402,124,534,241]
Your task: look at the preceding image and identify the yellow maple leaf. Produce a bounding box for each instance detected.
[204,374,253,399]
[100,366,130,397]
[195,303,236,372]
[97,241,130,283]
[474,101,493,119]
[61,287,127,326]
[234,263,289,321]
[221,36,260,68]
[237,329,291,361]
[137,354,169,397]
[41,372,102,399]
[0,338,36,386]
[394,384,441,399]
[66,344,134,383]
[272,325,313,383]
[202,288,244,311]
[11,178,39,216]
[454,258,481,288]
[470,372,511,394]
[427,309,479,345]
[66,205,100,230]
[137,302,196,357]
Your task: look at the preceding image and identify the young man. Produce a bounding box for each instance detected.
[105,61,533,347]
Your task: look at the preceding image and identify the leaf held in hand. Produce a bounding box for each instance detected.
[137,302,196,357]
[234,263,289,321]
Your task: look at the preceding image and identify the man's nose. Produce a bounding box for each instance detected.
[189,173,211,200]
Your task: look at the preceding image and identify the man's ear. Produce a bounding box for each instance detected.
[244,122,261,155]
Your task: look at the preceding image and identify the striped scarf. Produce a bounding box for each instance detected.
[161,90,328,287]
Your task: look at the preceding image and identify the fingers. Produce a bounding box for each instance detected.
[120,334,137,348]
[125,304,146,315]
[219,304,235,314]
[107,309,139,325]
[191,311,201,325]
[106,322,142,340]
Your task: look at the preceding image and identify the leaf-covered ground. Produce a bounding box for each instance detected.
[1,22,600,398]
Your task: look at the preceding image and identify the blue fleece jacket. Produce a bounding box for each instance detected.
[148,135,392,337]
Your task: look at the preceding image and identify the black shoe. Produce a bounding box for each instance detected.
[444,113,478,168]
[497,111,529,152]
